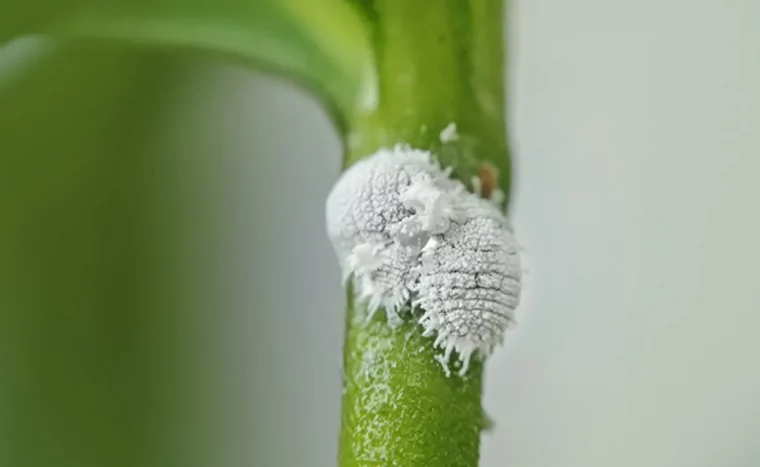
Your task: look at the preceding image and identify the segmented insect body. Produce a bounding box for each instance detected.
[416,206,521,374]
[325,144,522,375]
[326,146,452,319]
[326,147,429,263]
[347,240,421,326]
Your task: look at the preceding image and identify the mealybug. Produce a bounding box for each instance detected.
[325,143,521,375]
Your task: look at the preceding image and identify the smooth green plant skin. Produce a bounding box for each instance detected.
[339,1,511,466]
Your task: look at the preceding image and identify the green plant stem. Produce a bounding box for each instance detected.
[339,1,510,466]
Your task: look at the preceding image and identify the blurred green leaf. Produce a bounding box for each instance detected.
[0,0,88,42]
[0,41,186,467]
[1,0,375,130]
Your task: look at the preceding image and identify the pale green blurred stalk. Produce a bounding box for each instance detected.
[0,42,186,467]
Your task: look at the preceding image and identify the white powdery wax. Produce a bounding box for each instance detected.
[325,144,521,375]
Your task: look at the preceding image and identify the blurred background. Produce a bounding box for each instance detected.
[1,1,759,466]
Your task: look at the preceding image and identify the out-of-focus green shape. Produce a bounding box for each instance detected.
[0,41,185,467]
[1,0,374,131]
[0,0,87,42]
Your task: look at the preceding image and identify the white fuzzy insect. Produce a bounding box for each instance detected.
[325,144,521,375]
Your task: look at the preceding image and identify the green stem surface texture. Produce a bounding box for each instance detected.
[339,1,510,466]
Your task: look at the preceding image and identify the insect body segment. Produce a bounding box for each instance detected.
[416,213,520,375]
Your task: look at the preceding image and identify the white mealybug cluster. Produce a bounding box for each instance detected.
[325,144,521,375]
